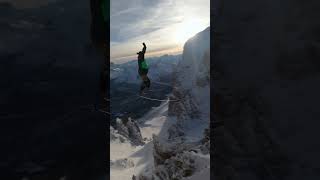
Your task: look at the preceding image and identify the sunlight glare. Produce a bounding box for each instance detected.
[174,18,207,45]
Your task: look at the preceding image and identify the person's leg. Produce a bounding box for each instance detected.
[140,82,146,94]
[142,75,149,87]
[145,75,150,88]
[140,74,147,94]
[141,69,150,89]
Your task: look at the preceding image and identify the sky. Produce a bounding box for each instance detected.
[111,0,210,63]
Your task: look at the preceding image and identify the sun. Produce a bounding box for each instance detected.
[174,18,208,45]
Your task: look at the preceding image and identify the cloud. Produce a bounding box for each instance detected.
[110,0,210,62]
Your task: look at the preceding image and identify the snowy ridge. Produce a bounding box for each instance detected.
[138,27,211,180]
[110,101,170,180]
[171,26,210,123]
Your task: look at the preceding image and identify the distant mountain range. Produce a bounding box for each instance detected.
[110,54,181,84]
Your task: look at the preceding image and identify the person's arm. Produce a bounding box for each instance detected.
[142,42,146,54]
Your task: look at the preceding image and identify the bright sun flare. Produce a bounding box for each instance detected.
[174,18,208,45]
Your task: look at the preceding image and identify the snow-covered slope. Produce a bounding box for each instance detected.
[110,101,170,180]
[110,54,181,84]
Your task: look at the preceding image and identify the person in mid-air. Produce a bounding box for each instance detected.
[137,42,150,95]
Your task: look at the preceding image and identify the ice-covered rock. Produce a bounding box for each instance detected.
[110,126,128,143]
[115,117,145,146]
[169,27,210,123]
[138,27,210,180]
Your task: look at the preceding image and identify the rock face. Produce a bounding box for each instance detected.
[169,27,210,122]
[212,0,320,179]
[138,27,211,180]
[110,126,128,143]
[115,117,145,146]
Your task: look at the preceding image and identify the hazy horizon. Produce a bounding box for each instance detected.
[111,50,182,64]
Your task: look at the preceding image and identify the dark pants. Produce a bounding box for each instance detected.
[139,69,150,92]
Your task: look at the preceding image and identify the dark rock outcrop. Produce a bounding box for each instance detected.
[115,117,145,146]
